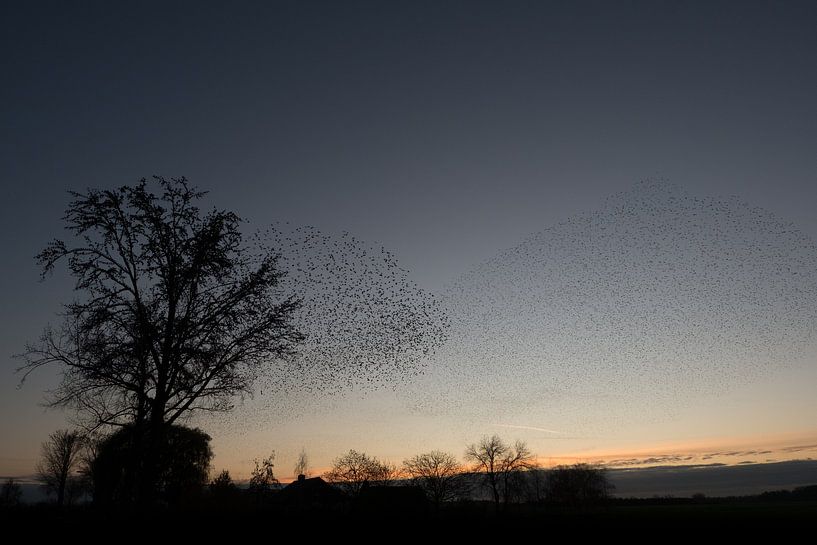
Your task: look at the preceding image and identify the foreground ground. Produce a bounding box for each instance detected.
[3,498,815,537]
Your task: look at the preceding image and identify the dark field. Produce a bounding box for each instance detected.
[3,495,815,537]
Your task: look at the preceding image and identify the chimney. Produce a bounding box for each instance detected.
[297,474,306,482]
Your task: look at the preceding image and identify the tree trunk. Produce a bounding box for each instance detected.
[57,476,66,507]
[489,474,500,510]
[137,400,167,506]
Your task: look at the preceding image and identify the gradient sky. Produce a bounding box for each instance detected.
[2,1,817,481]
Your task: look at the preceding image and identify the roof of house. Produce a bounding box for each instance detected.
[279,475,345,505]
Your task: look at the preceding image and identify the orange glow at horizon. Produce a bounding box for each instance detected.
[531,430,817,469]
[264,430,817,484]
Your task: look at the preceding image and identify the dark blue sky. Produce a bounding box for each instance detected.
[3,1,816,289]
[2,1,817,477]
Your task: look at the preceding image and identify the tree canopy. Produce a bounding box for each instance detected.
[465,435,535,508]
[323,449,398,496]
[35,429,85,507]
[20,177,303,430]
[87,424,212,506]
[403,450,468,506]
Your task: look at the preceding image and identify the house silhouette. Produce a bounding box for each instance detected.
[279,474,345,511]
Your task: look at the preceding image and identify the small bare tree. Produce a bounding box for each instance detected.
[1,478,23,508]
[293,447,309,478]
[403,450,468,507]
[36,429,85,506]
[248,452,279,500]
[465,435,535,509]
[323,449,398,496]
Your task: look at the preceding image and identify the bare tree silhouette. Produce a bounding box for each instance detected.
[36,429,85,506]
[248,451,279,502]
[323,449,398,496]
[403,450,468,508]
[465,435,535,509]
[18,177,302,503]
[294,447,309,478]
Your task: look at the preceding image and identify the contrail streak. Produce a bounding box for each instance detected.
[494,424,565,435]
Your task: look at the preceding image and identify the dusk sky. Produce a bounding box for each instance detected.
[2,1,817,482]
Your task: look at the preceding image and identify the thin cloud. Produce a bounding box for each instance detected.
[578,442,817,469]
[782,444,817,453]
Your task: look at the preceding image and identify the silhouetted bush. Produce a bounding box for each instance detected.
[0,479,23,508]
[210,470,236,494]
[759,484,817,501]
[546,464,613,505]
[87,424,212,506]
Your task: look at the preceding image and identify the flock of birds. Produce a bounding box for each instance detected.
[210,223,450,433]
[213,180,817,439]
[405,180,817,432]
[259,224,450,394]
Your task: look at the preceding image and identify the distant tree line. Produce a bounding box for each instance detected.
[16,427,613,513]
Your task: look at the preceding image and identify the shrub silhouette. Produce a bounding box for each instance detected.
[87,424,212,506]
[0,479,23,508]
[545,463,613,505]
